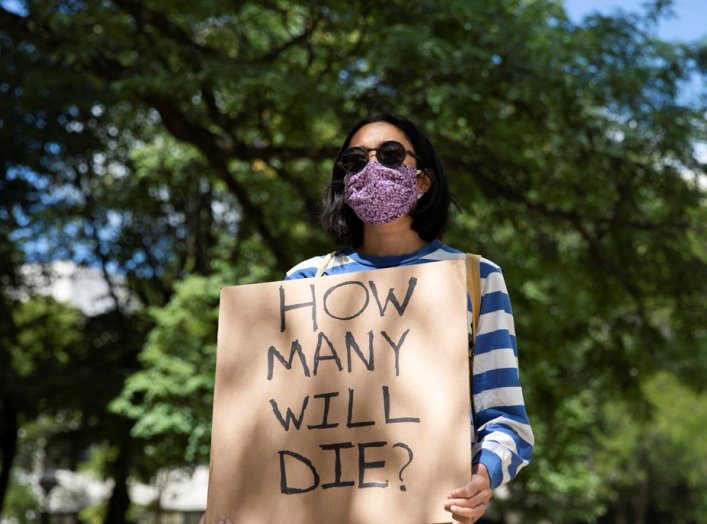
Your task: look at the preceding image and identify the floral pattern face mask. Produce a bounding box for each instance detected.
[344,162,420,225]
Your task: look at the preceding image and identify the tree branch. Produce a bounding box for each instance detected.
[258,12,322,63]
[208,157,293,272]
[110,0,218,58]
[0,7,27,38]
[447,155,688,233]
[271,164,321,214]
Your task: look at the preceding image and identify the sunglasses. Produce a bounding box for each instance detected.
[339,140,421,174]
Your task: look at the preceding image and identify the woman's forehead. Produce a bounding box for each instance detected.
[349,122,413,150]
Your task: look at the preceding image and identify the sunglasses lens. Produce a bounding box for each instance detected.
[341,147,368,173]
[341,141,411,173]
[378,141,407,168]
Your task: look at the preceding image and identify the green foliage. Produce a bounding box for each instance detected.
[1,472,40,524]
[110,253,281,467]
[592,373,707,523]
[12,298,81,375]
[1,297,84,424]
[0,296,86,520]
[111,273,222,466]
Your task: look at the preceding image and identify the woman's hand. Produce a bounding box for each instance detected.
[443,464,492,523]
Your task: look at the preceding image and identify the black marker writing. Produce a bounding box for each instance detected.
[380,329,410,377]
[267,340,311,381]
[369,277,417,316]
[307,392,340,430]
[322,281,370,321]
[280,284,317,332]
[270,397,309,431]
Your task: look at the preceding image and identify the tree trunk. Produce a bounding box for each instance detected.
[103,443,131,524]
[0,395,19,516]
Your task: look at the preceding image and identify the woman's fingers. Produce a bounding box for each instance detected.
[445,489,492,508]
[449,503,488,517]
[446,466,493,522]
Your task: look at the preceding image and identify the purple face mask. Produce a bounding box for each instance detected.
[344,162,419,225]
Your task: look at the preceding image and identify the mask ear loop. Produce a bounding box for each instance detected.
[416,169,429,200]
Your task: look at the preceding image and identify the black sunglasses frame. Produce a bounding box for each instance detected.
[339,140,422,174]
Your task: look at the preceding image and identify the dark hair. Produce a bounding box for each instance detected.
[319,113,451,247]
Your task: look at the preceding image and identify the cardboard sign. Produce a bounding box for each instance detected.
[206,259,472,524]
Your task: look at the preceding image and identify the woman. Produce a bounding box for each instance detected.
[285,113,534,523]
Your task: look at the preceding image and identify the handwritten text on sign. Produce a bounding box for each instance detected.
[207,260,472,524]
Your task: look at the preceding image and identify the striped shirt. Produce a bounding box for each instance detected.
[285,239,533,488]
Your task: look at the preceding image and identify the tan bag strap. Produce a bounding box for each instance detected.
[466,253,482,429]
[465,253,482,350]
[315,252,335,277]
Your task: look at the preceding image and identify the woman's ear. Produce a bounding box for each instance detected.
[417,169,433,193]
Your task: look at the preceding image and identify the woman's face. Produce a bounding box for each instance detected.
[348,122,419,169]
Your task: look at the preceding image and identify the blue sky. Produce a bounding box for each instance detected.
[564,0,707,42]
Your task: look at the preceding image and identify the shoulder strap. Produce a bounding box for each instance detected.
[315,252,335,277]
[465,253,482,349]
[465,253,482,424]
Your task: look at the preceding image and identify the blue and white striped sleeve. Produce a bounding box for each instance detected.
[283,255,325,280]
[471,260,534,488]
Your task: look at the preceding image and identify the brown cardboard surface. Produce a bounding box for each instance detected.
[206,259,472,524]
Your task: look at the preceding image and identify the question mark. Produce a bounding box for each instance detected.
[393,443,413,492]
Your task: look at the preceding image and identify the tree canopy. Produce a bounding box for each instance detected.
[1,0,706,522]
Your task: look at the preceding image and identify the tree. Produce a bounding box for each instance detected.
[1,0,705,521]
[0,296,82,513]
